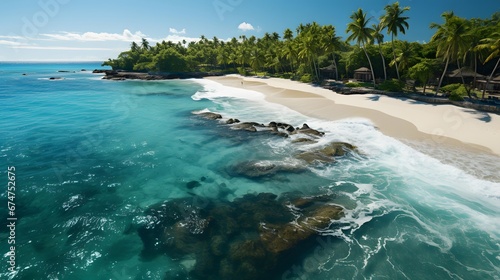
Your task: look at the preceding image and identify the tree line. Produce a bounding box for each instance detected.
[103,2,499,97]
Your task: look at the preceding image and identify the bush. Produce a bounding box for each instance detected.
[440,83,461,94]
[300,74,312,83]
[237,67,250,76]
[377,79,404,92]
[280,73,292,79]
[449,92,465,101]
[345,82,363,88]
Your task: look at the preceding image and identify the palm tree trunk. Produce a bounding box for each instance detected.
[435,55,450,96]
[473,53,478,90]
[332,53,339,81]
[391,36,400,80]
[379,46,387,81]
[363,45,376,87]
[423,82,427,94]
[457,59,471,98]
[482,57,500,99]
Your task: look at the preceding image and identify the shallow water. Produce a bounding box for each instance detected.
[0,62,499,279]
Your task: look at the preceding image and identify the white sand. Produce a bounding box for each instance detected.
[206,75,500,156]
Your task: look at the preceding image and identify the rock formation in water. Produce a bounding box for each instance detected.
[136,193,343,280]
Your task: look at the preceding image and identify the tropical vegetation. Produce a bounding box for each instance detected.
[103,3,500,98]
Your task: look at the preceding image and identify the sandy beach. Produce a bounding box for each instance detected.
[207,75,500,157]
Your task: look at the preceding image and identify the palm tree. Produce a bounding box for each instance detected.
[389,41,415,74]
[371,22,387,81]
[380,1,410,80]
[322,25,342,80]
[346,8,376,87]
[140,38,150,51]
[430,12,470,95]
[478,27,500,98]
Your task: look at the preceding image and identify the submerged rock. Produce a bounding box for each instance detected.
[229,160,306,178]
[136,192,344,280]
[296,142,357,164]
[186,180,201,189]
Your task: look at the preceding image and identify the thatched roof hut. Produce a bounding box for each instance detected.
[353,67,372,82]
[446,67,485,78]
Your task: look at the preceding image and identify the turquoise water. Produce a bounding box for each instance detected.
[0,62,499,279]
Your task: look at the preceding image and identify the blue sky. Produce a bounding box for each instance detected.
[0,0,497,61]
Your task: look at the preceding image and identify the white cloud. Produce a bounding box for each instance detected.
[238,22,255,31]
[40,29,148,42]
[12,45,115,51]
[0,40,25,46]
[169,28,186,34]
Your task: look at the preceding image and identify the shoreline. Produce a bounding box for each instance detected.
[206,75,500,158]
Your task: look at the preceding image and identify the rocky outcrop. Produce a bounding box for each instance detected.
[296,142,357,164]
[136,192,344,280]
[293,123,325,137]
[95,70,222,80]
[196,112,223,120]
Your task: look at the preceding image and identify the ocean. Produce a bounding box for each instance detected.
[0,62,499,280]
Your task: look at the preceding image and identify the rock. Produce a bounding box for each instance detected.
[259,204,343,253]
[196,112,222,120]
[295,123,325,137]
[286,126,295,133]
[226,118,240,124]
[229,160,305,178]
[49,77,63,80]
[232,122,259,132]
[186,180,201,189]
[137,192,344,280]
[296,142,357,164]
[291,138,317,144]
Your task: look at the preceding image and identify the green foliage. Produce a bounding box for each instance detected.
[299,74,312,83]
[440,83,462,93]
[377,79,405,92]
[101,9,498,85]
[237,67,250,76]
[449,92,465,101]
[408,59,438,86]
[345,82,363,87]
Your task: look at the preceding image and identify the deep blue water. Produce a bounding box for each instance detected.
[0,62,499,279]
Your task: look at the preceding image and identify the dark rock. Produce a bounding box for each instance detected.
[229,160,305,178]
[296,142,357,164]
[286,126,295,132]
[137,192,344,280]
[200,176,207,182]
[291,138,317,144]
[196,112,223,120]
[259,204,343,253]
[295,125,325,137]
[49,77,63,80]
[226,118,240,124]
[232,122,259,132]
[186,180,201,189]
